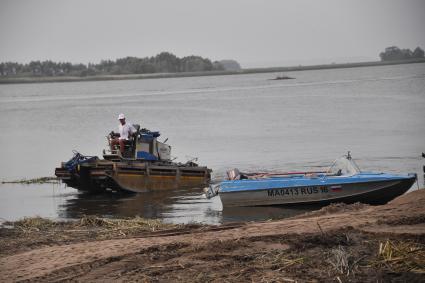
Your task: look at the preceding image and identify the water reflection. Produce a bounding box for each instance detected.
[221,205,321,223]
[56,185,321,224]
[1,175,420,224]
[1,64,424,224]
[0,183,320,224]
[58,186,212,221]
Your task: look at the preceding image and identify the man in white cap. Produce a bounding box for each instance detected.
[110,113,136,154]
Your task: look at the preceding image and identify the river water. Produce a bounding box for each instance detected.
[1,63,424,224]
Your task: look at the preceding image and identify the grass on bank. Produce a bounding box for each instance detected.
[7,216,179,234]
[372,240,425,274]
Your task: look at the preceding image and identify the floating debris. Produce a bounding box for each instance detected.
[1,177,59,185]
[270,74,294,80]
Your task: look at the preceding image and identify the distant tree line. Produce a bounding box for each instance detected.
[0,52,240,77]
[379,46,424,61]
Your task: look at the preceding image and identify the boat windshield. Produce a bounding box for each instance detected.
[328,156,361,176]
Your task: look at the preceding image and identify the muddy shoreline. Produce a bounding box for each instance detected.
[1,190,425,282]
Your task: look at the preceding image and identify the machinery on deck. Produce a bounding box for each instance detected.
[55,125,211,193]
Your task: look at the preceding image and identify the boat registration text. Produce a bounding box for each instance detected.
[267,186,330,197]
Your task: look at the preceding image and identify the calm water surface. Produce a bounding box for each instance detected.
[1,63,424,224]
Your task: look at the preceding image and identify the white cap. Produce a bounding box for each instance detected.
[118,113,125,120]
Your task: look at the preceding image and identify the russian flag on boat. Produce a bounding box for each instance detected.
[330,185,343,192]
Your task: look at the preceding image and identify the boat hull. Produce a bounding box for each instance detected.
[218,173,417,207]
[55,159,211,193]
[111,163,211,193]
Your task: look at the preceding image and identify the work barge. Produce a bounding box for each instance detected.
[55,125,211,193]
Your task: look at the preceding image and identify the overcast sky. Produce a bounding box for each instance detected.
[1,0,424,68]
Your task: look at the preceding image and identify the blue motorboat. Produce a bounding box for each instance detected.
[206,153,417,207]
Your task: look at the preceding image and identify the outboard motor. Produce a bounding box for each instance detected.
[203,184,220,199]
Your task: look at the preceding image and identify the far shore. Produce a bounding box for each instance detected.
[1,58,424,85]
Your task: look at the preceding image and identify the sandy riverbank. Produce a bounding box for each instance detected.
[1,189,424,282]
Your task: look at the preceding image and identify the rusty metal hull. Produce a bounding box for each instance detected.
[111,163,211,192]
[55,159,211,193]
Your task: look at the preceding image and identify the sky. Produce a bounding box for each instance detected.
[0,0,424,68]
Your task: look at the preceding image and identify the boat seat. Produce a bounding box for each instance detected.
[109,124,141,157]
[117,125,140,156]
[111,139,132,149]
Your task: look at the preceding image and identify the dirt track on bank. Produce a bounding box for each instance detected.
[1,190,425,282]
